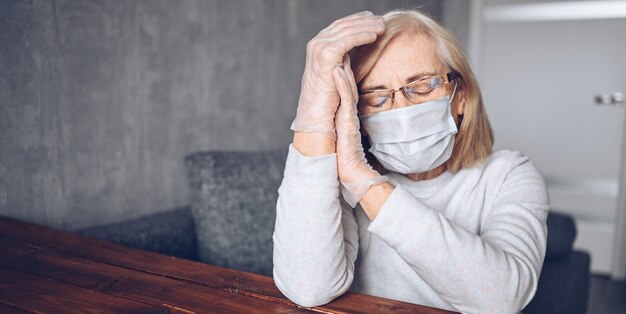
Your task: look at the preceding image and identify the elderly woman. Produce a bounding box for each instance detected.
[272,9,548,314]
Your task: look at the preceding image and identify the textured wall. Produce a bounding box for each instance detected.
[0,0,441,230]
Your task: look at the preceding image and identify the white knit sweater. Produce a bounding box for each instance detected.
[272,143,549,314]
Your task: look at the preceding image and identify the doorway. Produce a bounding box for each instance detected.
[473,0,626,278]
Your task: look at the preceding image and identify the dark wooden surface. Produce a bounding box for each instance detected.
[0,215,457,313]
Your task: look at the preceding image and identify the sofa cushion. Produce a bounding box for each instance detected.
[185,149,287,276]
[545,211,577,260]
[78,206,198,261]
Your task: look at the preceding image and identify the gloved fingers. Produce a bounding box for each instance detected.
[332,65,358,117]
[341,54,359,103]
[308,15,382,76]
[335,32,380,58]
[329,17,385,38]
[333,65,351,101]
[333,65,361,145]
[324,10,374,31]
[325,16,384,42]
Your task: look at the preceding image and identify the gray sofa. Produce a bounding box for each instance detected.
[79,149,590,314]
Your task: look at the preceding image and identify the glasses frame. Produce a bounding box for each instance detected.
[358,70,461,112]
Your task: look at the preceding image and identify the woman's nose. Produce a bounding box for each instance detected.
[391,89,411,110]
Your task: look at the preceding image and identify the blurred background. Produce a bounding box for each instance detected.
[1,0,625,312]
[0,0,438,230]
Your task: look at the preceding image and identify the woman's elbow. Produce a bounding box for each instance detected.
[485,264,538,313]
[284,290,336,308]
[461,291,529,314]
[272,271,340,308]
[457,262,537,313]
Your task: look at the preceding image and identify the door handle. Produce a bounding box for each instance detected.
[595,92,624,106]
[612,92,624,106]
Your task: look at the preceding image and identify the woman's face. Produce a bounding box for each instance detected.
[358,33,466,130]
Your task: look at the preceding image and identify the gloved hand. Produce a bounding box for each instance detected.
[333,55,388,208]
[291,11,385,141]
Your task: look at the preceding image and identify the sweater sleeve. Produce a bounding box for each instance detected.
[367,156,549,314]
[272,143,359,307]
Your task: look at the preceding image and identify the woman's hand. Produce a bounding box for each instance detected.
[291,11,385,142]
[333,55,388,208]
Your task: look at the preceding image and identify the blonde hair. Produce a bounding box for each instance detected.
[350,9,494,174]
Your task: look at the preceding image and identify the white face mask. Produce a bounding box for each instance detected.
[359,85,458,175]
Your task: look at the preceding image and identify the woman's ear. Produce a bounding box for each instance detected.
[456,84,466,116]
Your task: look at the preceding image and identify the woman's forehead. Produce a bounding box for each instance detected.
[361,34,445,88]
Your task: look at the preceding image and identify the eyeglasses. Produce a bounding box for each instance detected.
[357,71,460,115]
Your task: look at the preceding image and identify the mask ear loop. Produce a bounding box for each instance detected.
[448,80,463,129]
[448,81,458,105]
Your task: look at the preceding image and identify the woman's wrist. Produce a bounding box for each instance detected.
[293,131,336,156]
[359,181,395,220]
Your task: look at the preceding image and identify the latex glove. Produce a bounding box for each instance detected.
[333,55,388,208]
[290,11,385,141]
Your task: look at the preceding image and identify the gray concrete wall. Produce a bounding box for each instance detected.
[0,0,442,230]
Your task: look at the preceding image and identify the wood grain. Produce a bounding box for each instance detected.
[2,250,311,314]
[0,215,456,314]
[0,268,169,313]
[0,301,31,314]
[0,237,45,261]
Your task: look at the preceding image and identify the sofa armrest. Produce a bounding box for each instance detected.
[546,211,577,260]
[523,250,590,314]
[77,206,198,261]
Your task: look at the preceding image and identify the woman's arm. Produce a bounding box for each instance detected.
[363,157,549,314]
[359,181,394,220]
[293,131,335,156]
[274,11,384,307]
[272,141,359,307]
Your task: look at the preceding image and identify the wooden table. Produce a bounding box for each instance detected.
[0,215,456,313]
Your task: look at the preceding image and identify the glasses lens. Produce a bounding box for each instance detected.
[404,76,446,103]
[358,92,391,114]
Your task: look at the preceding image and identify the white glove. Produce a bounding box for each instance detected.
[290,11,385,141]
[333,55,388,208]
